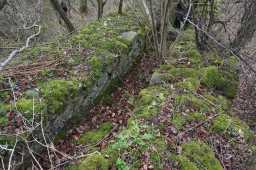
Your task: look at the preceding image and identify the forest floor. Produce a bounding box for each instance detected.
[39,51,163,169]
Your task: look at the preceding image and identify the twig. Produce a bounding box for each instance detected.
[7,136,18,170]
[1,156,6,170]
[187,18,256,74]
[0,23,41,70]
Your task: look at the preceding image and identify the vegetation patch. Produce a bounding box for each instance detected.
[176,141,223,170]
[16,98,45,119]
[67,151,110,170]
[134,86,168,119]
[104,121,169,169]
[201,66,238,98]
[40,80,79,114]
[78,122,113,145]
[171,111,207,130]
[212,114,253,142]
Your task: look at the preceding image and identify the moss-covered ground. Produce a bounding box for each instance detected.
[0,13,254,169]
[0,13,144,151]
[66,28,255,170]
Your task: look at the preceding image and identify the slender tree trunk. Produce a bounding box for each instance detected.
[80,0,88,14]
[118,0,124,14]
[231,1,256,53]
[0,0,7,10]
[159,0,171,58]
[148,0,160,57]
[97,0,107,19]
[50,0,75,32]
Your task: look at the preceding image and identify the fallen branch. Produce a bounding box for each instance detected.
[0,23,41,71]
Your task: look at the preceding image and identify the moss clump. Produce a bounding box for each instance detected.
[176,78,201,92]
[171,112,206,130]
[175,156,199,170]
[0,116,8,126]
[16,98,44,118]
[179,141,223,170]
[204,94,231,112]
[72,15,140,55]
[169,67,199,80]
[79,122,113,145]
[174,94,211,113]
[0,103,8,126]
[212,114,253,142]
[106,121,167,169]
[134,86,168,119]
[201,66,238,98]
[40,80,79,114]
[0,103,8,114]
[201,66,225,89]
[207,53,224,66]
[186,48,202,66]
[152,66,200,84]
[67,151,109,170]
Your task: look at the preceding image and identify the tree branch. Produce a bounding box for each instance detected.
[0,24,41,70]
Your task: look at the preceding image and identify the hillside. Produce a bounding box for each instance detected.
[0,2,256,170]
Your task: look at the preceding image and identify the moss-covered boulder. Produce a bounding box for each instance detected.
[37,14,146,139]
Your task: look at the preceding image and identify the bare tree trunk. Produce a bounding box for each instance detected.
[50,0,75,32]
[80,0,88,14]
[231,1,256,53]
[0,0,7,10]
[118,0,124,14]
[97,0,107,19]
[148,0,160,57]
[159,0,171,58]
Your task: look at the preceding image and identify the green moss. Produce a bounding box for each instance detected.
[212,114,253,141]
[207,53,224,66]
[201,66,238,98]
[134,86,168,119]
[204,94,231,112]
[40,80,79,114]
[79,122,113,145]
[19,43,61,64]
[180,141,223,170]
[186,48,202,66]
[72,15,140,55]
[150,137,170,169]
[16,98,45,118]
[115,158,129,170]
[174,94,211,112]
[0,135,16,146]
[0,103,8,115]
[152,66,200,84]
[0,115,8,126]
[176,78,201,92]
[88,55,105,81]
[171,112,206,130]
[0,103,8,126]
[67,152,109,170]
[169,68,199,79]
[171,114,187,130]
[175,156,199,170]
[105,121,162,169]
[187,112,207,122]
[201,66,225,89]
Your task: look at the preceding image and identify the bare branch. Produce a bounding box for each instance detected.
[0,24,41,70]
